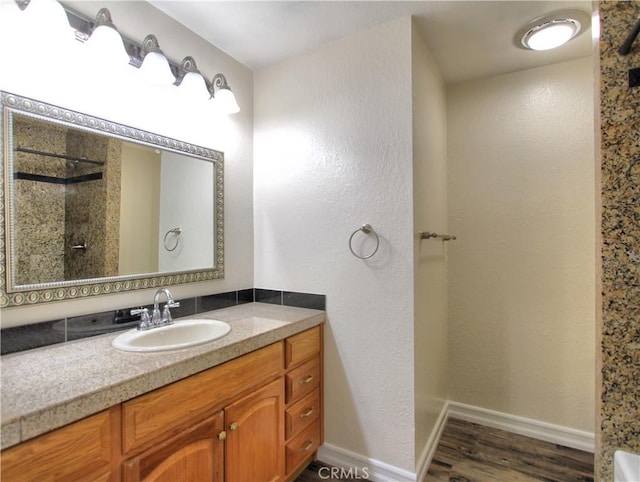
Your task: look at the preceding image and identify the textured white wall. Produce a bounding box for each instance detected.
[447,57,596,432]
[254,17,416,471]
[158,151,214,272]
[0,1,253,326]
[411,25,449,465]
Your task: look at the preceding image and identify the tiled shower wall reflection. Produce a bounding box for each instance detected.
[598,1,640,480]
[64,130,121,280]
[12,117,119,284]
[13,118,66,284]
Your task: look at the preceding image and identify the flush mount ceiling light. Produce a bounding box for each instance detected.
[516,10,590,51]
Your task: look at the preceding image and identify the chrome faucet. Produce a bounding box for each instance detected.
[152,288,180,326]
[131,288,181,331]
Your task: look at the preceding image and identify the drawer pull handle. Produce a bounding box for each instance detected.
[300,440,314,452]
[300,407,314,418]
[300,375,314,385]
[229,422,238,431]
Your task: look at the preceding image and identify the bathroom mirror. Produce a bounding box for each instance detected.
[0,92,224,307]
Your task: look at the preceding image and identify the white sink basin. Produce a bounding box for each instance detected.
[112,319,231,352]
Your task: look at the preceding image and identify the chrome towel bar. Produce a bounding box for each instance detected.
[420,231,457,241]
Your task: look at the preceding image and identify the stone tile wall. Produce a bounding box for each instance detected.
[64,130,120,280]
[13,118,66,285]
[598,1,640,480]
[11,116,120,284]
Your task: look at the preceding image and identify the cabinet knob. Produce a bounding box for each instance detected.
[299,375,314,385]
[300,440,314,452]
[300,407,314,418]
[218,431,227,441]
[229,422,238,431]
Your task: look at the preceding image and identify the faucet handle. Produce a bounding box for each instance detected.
[161,304,174,325]
[132,308,151,330]
[167,300,180,309]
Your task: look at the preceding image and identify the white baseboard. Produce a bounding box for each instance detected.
[415,401,450,481]
[317,443,417,482]
[317,402,449,482]
[447,401,595,453]
[316,401,594,481]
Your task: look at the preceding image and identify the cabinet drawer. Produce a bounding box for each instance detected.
[285,388,320,440]
[285,419,320,475]
[285,357,319,404]
[285,326,320,368]
[123,342,283,454]
[1,409,114,482]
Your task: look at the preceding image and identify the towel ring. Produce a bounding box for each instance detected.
[349,224,380,259]
[163,227,182,252]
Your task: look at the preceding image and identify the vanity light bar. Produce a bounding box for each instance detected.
[14,0,239,112]
[63,6,220,95]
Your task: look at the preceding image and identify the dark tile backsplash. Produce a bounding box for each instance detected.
[1,288,325,356]
[197,292,237,312]
[255,288,282,305]
[0,319,65,355]
[66,310,133,342]
[283,291,326,311]
[237,289,254,304]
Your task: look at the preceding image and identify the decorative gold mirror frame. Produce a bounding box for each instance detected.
[1,92,224,307]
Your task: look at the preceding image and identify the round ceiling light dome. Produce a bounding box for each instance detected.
[516,10,590,51]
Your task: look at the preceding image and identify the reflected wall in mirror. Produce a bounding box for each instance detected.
[1,92,224,307]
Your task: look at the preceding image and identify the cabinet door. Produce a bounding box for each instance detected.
[225,378,284,482]
[1,409,116,482]
[122,412,224,482]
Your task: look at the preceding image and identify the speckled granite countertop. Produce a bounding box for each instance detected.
[0,302,324,450]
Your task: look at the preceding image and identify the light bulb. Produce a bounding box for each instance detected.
[212,88,240,114]
[526,22,577,50]
[85,24,130,67]
[22,0,75,46]
[139,51,176,85]
[178,72,210,101]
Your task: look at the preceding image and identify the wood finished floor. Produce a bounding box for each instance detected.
[425,419,594,482]
[297,419,594,482]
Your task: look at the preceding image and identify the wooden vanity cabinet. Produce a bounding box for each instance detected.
[225,378,284,482]
[121,343,283,455]
[0,407,119,482]
[283,326,323,480]
[122,343,284,482]
[122,377,284,482]
[1,325,323,482]
[122,412,225,482]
